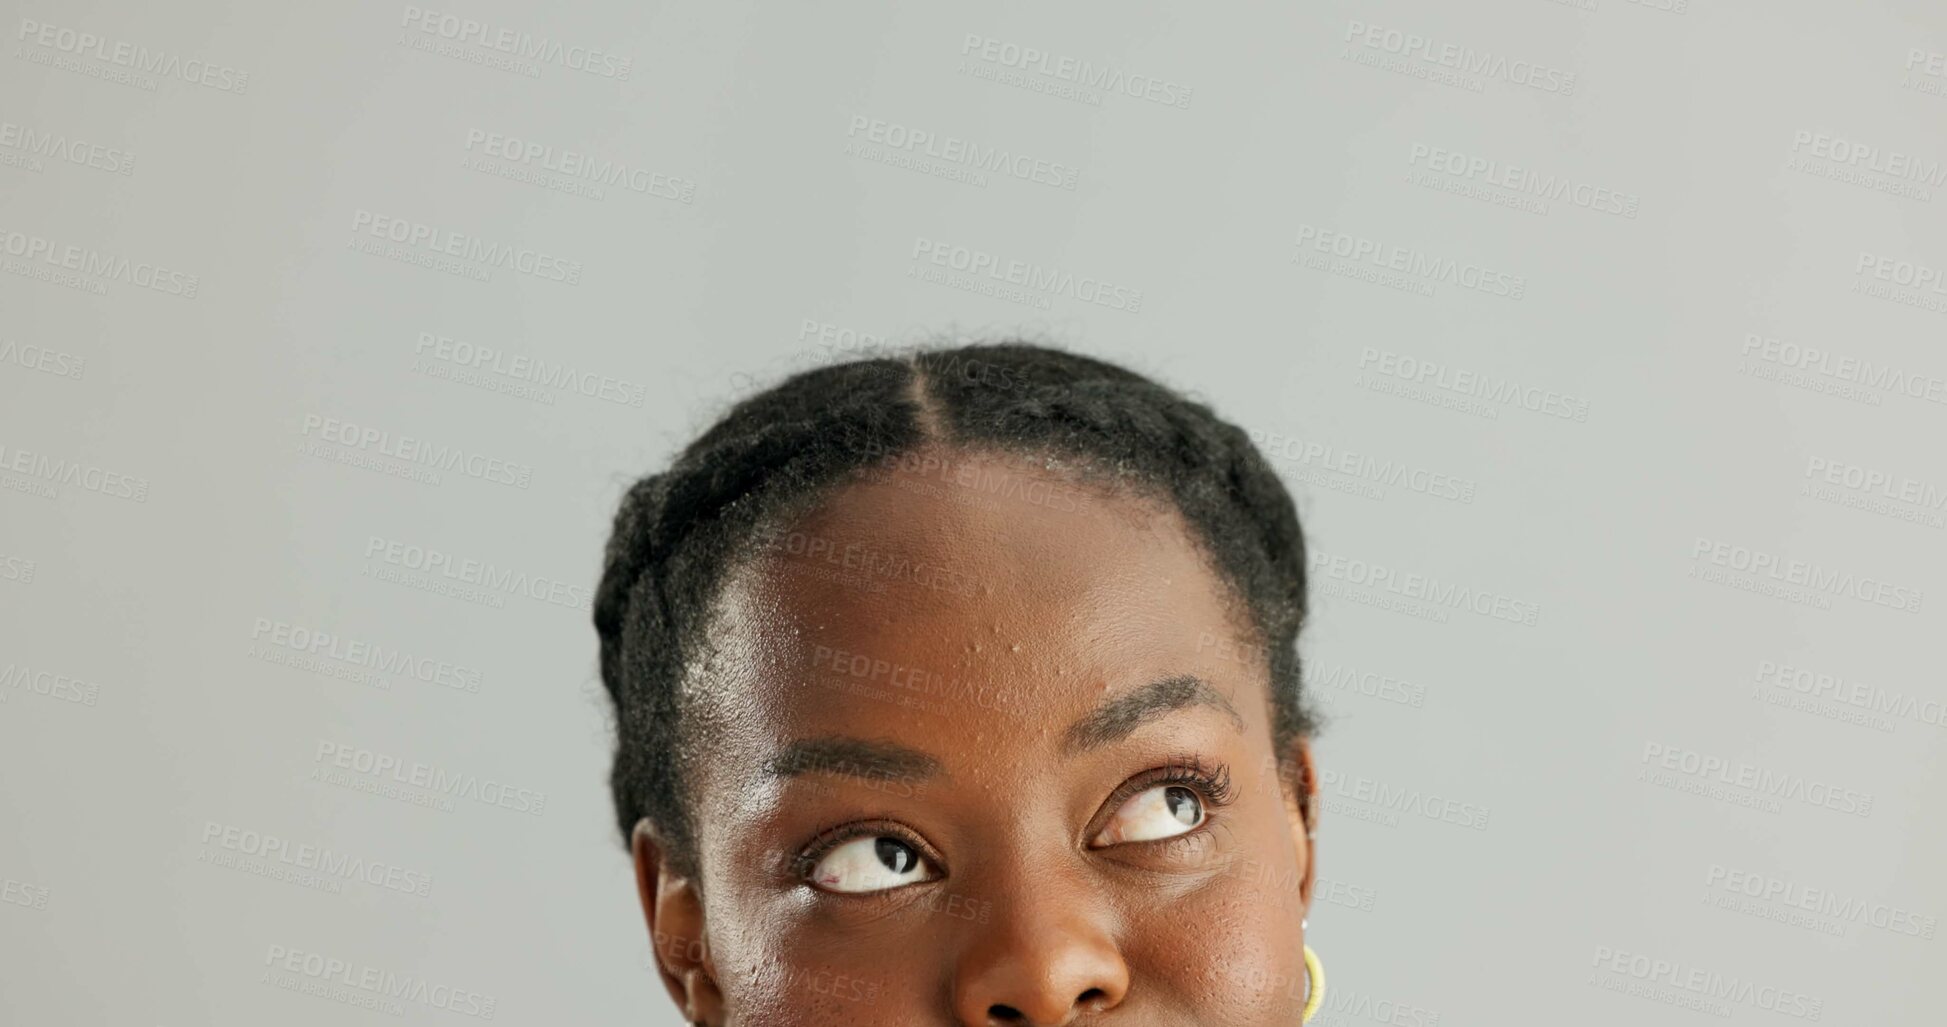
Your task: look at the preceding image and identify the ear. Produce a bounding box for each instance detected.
[633,819,725,1025]
[1278,738,1319,915]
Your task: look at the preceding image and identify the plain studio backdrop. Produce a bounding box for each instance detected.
[3,0,1944,1023]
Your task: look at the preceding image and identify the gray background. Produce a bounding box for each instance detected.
[3,0,1944,1023]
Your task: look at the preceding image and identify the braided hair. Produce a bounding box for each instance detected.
[594,342,1315,879]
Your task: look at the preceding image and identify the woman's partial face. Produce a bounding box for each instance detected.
[637,447,1317,1026]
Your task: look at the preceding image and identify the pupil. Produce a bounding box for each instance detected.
[1166,786,1200,826]
[874,838,914,874]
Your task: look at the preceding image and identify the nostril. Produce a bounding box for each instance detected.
[987,990,1108,1023]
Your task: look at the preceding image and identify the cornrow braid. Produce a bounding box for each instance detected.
[593,342,1315,880]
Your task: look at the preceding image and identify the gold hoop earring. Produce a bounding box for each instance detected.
[1301,943,1326,1023]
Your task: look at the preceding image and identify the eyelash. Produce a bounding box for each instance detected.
[791,820,934,884]
[1104,756,1238,821]
[792,757,1238,883]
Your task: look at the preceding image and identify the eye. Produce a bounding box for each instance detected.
[806,835,937,894]
[1092,783,1206,846]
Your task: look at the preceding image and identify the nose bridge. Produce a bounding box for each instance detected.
[951,852,1130,1025]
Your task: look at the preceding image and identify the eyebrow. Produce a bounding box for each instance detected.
[1062,674,1243,755]
[765,736,945,784]
[766,674,1244,782]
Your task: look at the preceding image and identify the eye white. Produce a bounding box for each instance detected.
[808,836,934,893]
[1095,784,1205,845]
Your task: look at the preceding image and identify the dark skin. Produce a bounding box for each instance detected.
[633,446,1320,1026]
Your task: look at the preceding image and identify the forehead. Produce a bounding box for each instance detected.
[697,447,1261,748]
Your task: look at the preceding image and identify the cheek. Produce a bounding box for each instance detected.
[705,895,922,1027]
[1125,881,1310,1021]
[721,944,906,1027]
[739,990,887,1027]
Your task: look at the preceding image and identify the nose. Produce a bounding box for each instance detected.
[952,884,1130,1025]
